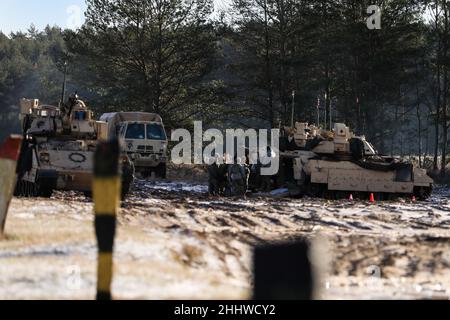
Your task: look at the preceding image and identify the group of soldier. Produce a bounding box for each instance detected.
[207,148,274,197]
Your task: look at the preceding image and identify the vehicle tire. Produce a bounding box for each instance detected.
[36,177,55,198]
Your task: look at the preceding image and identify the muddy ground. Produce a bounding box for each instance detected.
[1,174,450,300]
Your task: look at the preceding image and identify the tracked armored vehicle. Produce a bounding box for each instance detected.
[14,97,134,198]
[277,122,433,200]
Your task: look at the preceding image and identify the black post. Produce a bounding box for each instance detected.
[253,240,315,300]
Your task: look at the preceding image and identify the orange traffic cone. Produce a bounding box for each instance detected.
[369,193,375,203]
[349,194,354,201]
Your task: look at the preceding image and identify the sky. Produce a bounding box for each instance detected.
[0,0,231,35]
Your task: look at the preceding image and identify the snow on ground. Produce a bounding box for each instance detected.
[1,180,450,299]
[143,180,208,194]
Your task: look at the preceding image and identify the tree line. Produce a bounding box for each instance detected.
[1,0,450,174]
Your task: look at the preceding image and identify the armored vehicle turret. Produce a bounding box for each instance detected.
[15,97,134,198]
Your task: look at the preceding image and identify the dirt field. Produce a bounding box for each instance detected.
[1,174,450,300]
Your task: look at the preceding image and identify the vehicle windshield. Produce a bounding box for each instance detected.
[125,123,145,139]
[147,123,166,140]
[74,111,86,120]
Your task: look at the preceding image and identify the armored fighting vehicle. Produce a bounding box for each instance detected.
[14,97,134,198]
[100,112,168,178]
[277,122,433,200]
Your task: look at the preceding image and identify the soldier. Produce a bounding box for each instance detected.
[280,126,298,151]
[61,93,77,117]
[247,146,274,193]
[68,92,79,107]
[226,155,249,197]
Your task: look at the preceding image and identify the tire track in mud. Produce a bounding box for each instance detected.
[123,181,450,291]
[4,180,450,299]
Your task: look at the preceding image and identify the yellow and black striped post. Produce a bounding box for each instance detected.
[93,139,121,300]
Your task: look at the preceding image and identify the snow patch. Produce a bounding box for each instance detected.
[144,181,208,194]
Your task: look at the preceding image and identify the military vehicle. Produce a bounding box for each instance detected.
[275,122,433,200]
[14,97,134,198]
[99,112,168,178]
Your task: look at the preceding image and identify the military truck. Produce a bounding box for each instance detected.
[275,122,433,200]
[99,112,168,178]
[14,97,134,198]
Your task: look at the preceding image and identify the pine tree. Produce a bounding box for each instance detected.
[65,0,220,128]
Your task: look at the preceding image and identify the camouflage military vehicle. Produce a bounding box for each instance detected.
[277,122,433,200]
[100,112,168,178]
[14,97,134,198]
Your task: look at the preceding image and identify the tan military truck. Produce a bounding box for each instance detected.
[100,112,168,178]
[15,97,134,198]
[278,122,433,200]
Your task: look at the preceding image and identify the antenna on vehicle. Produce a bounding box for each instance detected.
[60,60,68,107]
[316,96,320,127]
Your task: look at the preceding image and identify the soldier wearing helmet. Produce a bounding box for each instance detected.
[68,92,79,107]
[61,92,78,117]
[61,92,88,130]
